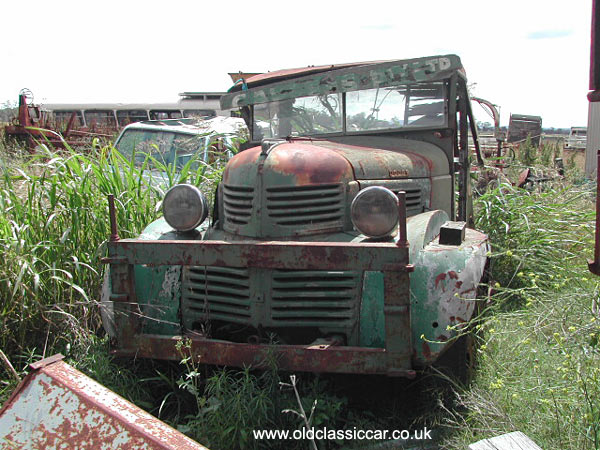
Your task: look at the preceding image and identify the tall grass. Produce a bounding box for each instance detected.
[1,133,599,449]
[0,139,226,367]
[442,179,600,449]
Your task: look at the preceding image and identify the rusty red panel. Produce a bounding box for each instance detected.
[115,334,416,379]
[591,0,600,91]
[240,61,377,87]
[0,355,208,449]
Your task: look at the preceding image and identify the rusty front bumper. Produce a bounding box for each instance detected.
[105,238,416,378]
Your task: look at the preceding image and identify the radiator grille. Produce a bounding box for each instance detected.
[394,188,422,215]
[223,184,254,226]
[270,270,358,326]
[266,184,344,226]
[181,267,359,329]
[181,266,250,326]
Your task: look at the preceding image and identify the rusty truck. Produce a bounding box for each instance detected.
[102,54,489,379]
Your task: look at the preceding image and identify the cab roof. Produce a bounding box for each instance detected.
[221,55,464,109]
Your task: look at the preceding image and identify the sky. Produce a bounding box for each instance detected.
[0,0,593,128]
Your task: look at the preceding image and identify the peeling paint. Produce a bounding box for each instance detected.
[0,356,208,449]
[159,266,181,298]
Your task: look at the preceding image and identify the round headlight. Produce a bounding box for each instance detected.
[163,184,208,231]
[351,186,399,238]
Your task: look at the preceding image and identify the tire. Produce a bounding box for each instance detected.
[434,333,475,385]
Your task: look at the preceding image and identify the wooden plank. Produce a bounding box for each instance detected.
[469,431,543,450]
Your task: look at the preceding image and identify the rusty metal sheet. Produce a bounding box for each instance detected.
[234,62,369,86]
[0,355,208,450]
[506,113,542,146]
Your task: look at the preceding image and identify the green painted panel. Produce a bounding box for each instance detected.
[410,229,488,365]
[135,217,208,335]
[137,265,181,335]
[359,271,385,348]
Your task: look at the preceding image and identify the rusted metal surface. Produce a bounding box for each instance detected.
[227,72,263,84]
[106,239,410,271]
[591,0,600,92]
[587,1,600,175]
[517,168,532,188]
[116,335,415,378]
[234,63,366,86]
[257,141,355,185]
[506,114,542,146]
[105,226,415,376]
[0,355,208,449]
[408,221,489,365]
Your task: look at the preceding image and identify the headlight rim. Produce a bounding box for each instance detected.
[350,186,399,238]
[162,183,208,232]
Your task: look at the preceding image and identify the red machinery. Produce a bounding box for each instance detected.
[3,89,112,149]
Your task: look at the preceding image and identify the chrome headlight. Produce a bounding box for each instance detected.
[162,184,208,231]
[350,186,399,238]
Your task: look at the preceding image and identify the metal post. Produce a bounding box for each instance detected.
[397,190,407,247]
[108,195,119,242]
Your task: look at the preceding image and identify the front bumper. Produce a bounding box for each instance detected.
[104,239,416,377]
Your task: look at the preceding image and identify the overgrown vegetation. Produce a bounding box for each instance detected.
[0,134,598,449]
[0,137,226,397]
[441,145,599,448]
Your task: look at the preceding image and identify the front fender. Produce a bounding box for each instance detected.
[410,219,488,366]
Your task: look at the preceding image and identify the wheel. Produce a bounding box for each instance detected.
[434,333,475,385]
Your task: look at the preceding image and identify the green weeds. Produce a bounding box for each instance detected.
[0,139,226,386]
[442,178,600,449]
[1,133,599,449]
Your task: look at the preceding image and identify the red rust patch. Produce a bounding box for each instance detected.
[267,142,354,185]
[223,146,261,181]
[422,341,432,359]
[435,273,447,289]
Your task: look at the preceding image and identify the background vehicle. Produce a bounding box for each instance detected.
[506,113,543,146]
[114,116,248,169]
[3,90,228,149]
[103,55,489,378]
[46,93,228,130]
[564,126,587,149]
